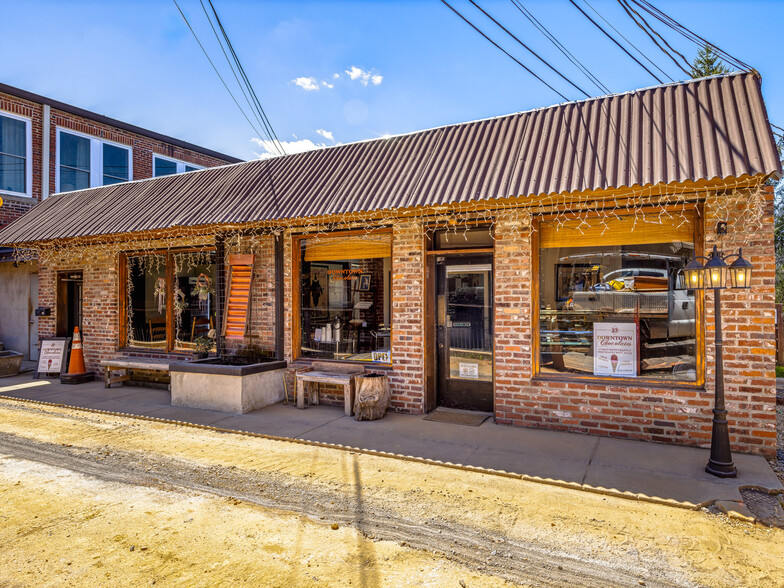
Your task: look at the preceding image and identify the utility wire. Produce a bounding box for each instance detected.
[198,0,281,155]
[629,0,752,71]
[568,0,665,84]
[510,0,610,95]
[440,0,572,101]
[579,0,672,82]
[207,0,286,156]
[617,0,691,77]
[468,0,590,98]
[172,0,268,143]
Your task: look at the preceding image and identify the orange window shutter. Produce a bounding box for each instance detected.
[222,254,254,340]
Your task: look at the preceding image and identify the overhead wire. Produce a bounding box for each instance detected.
[467,0,591,98]
[509,0,611,95]
[629,0,752,71]
[171,0,269,146]
[207,0,286,156]
[578,0,673,82]
[440,0,572,102]
[617,0,691,77]
[567,0,666,84]
[198,0,282,155]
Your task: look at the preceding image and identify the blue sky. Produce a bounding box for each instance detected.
[3,0,782,161]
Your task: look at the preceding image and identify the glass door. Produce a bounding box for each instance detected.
[436,257,493,411]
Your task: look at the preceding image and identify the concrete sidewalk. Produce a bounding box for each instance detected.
[1,372,780,508]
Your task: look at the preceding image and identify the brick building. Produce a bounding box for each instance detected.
[0,82,242,359]
[0,72,780,456]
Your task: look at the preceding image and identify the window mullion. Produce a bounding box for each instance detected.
[90,138,100,187]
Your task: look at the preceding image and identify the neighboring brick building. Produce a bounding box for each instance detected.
[0,73,780,458]
[0,82,242,359]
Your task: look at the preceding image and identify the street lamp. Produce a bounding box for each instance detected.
[680,231,753,478]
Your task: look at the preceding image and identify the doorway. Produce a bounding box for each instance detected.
[56,272,83,337]
[435,256,493,411]
[29,273,39,361]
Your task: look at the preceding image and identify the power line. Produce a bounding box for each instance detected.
[617,0,691,77]
[629,0,752,71]
[171,0,269,144]
[579,0,673,83]
[207,0,286,156]
[467,1,591,98]
[440,0,572,102]
[568,0,665,84]
[198,0,281,155]
[509,0,610,95]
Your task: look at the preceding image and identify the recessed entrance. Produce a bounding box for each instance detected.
[435,256,493,412]
[56,271,83,337]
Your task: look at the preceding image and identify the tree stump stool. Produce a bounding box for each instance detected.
[353,374,390,421]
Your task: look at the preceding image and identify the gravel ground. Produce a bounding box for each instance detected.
[3,399,784,586]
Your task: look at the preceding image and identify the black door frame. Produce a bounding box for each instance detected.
[434,254,494,412]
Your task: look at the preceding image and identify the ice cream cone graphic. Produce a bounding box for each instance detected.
[610,354,618,373]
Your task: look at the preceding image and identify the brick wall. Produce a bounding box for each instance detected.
[388,220,426,413]
[1,89,234,230]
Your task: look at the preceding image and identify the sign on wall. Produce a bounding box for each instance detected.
[34,338,71,379]
[593,323,637,377]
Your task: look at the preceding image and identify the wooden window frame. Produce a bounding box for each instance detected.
[119,247,216,354]
[532,204,705,389]
[292,228,393,365]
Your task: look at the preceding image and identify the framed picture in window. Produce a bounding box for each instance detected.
[555,263,591,301]
[358,274,371,291]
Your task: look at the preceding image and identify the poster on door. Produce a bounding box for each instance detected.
[593,322,637,377]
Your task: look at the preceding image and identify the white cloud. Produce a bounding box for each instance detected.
[292,76,334,91]
[316,129,335,142]
[251,137,328,159]
[332,73,340,80]
[292,76,320,91]
[344,65,383,87]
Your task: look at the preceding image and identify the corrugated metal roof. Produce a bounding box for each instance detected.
[1,72,780,246]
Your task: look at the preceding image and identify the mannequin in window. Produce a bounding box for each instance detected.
[310,277,324,307]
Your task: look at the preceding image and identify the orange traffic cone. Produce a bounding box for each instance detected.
[60,327,94,384]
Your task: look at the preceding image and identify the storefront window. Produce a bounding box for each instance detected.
[124,250,216,352]
[298,233,392,362]
[538,212,698,382]
[173,252,216,352]
[127,254,168,349]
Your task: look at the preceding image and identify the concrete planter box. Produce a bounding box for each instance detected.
[169,358,287,414]
[0,350,23,377]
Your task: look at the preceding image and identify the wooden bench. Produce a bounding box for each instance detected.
[295,361,365,416]
[101,357,173,389]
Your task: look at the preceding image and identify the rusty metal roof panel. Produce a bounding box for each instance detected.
[1,72,780,246]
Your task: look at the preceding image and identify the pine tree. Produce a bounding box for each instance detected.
[690,44,731,78]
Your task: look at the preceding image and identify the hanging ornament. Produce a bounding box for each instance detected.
[154,277,166,313]
[192,273,213,312]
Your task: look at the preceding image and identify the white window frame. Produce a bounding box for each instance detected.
[0,110,33,198]
[55,128,133,193]
[153,153,203,177]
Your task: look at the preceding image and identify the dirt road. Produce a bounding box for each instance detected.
[1,398,782,587]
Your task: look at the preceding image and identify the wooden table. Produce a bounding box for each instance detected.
[101,357,172,389]
[295,361,364,416]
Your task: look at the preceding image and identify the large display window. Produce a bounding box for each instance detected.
[536,211,700,383]
[296,232,392,363]
[123,250,216,352]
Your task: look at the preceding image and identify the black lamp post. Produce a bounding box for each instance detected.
[681,225,753,478]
